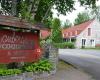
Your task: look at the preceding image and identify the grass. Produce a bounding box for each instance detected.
[57,60,75,70]
[82,47,100,50]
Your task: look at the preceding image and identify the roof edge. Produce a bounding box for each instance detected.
[0,15,48,30]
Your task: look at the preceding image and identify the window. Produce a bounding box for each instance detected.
[88,28,91,36]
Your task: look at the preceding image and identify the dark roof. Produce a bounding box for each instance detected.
[0,15,48,30]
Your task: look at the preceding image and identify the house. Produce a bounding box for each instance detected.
[62,19,100,48]
[40,19,100,48]
[40,30,51,39]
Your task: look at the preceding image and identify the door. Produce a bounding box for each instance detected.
[90,39,95,47]
[82,39,86,48]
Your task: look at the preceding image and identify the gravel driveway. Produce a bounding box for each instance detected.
[37,60,95,80]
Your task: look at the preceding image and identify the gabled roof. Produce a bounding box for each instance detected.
[40,20,94,39]
[0,15,47,30]
[62,20,94,38]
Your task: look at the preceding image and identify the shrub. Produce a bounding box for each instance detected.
[22,59,53,73]
[67,42,75,48]
[53,42,75,49]
[0,69,22,76]
[53,43,63,48]
[0,59,53,76]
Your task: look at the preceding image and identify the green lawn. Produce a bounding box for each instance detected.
[82,47,100,50]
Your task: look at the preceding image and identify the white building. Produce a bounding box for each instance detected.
[62,19,100,48]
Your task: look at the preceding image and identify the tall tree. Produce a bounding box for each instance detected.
[74,12,90,25]
[50,18,62,43]
[63,19,72,29]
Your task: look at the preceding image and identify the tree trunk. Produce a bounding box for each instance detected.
[11,0,17,16]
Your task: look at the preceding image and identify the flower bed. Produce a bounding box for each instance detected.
[0,59,55,80]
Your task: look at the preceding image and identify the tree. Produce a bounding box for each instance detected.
[91,6,100,21]
[79,0,97,8]
[63,19,72,29]
[74,12,90,25]
[0,0,74,21]
[50,18,62,43]
[0,0,98,23]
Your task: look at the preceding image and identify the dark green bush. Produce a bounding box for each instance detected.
[67,42,75,48]
[53,42,64,48]
[53,42,75,49]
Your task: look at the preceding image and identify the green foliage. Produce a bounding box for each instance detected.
[79,0,97,8]
[74,12,90,25]
[34,0,53,22]
[53,0,75,15]
[0,0,97,23]
[0,69,21,76]
[63,19,72,29]
[67,42,75,48]
[91,6,100,21]
[0,59,53,76]
[43,18,52,28]
[20,0,31,20]
[50,18,63,43]
[22,59,53,73]
[53,42,75,49]
[82,47,100,50]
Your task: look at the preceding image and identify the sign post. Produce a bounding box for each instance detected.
[0,15,47,64]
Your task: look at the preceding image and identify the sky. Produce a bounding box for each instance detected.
[52,0,100,24]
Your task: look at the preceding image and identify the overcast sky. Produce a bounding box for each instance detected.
[53,0,100,24]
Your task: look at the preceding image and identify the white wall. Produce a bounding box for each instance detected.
[76,19,100,48]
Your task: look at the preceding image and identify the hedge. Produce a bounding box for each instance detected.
[53,42,75,49]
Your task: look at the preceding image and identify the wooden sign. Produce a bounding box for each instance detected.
[0,30,41,63]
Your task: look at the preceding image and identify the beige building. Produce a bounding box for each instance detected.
[62,19,100,48]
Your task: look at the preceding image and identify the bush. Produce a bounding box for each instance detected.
[22,59,53,73]
[53,43,65,48]
[67,42,75,48]
[53,42,75,49]
[0,69,22,76]
[0,59,53,76]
